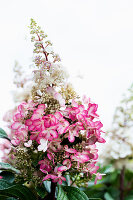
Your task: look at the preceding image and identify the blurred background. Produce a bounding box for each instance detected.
[1,0,133,130]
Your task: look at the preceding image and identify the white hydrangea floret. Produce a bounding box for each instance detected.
[38,139,48,152]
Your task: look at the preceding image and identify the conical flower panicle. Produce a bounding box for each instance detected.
[3,19,106,187]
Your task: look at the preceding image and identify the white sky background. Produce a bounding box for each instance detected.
[0,0,133,131]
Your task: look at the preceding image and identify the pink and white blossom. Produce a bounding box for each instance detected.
[9,96,106,185]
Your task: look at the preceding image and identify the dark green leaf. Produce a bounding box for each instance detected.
[0,194,10,200]
[57,185,69,200]
[125,191,133,200]
[107,187,120,199]
[0,179,11,189]
[0,163,20,174]
[0,180,36,200]
[84,188,104,199]
[125,195,133,200]
[0,128,10,141]
[57,185,89,200]
[0,171,15,183]
[35,185,47,198]
[89,199,103,200]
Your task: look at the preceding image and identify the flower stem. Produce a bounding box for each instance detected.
[36,33,48,61]
[43,181,57,200]
[120,166,125,200]
[51,181,57,200]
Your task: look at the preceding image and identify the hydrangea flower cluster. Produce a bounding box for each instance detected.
[1,19,106,187]
[10,97,105,185]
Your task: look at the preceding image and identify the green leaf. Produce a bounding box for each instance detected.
[0,194,10,200]
[57,185,69,200]
[84,188,104,199]
[57,185,89,200]
[125,195,133,200]
[0,171,15,183]
[0,179,11,189]
[35,185,47,198]
[125,191,133,200]
[43,180,51,193]
[107,186,120,199]
[0,197,17,200]
[0,180,36,200]
[89,199,103,200]
[0,162,20,174]
[0,128,10,141]
[65,174,71,186]
[61,174,71,186]
[104,192,115,200]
